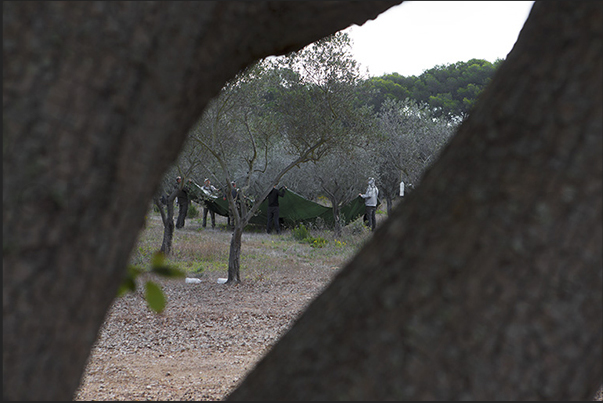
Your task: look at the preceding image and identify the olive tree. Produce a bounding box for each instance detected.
[288,146,377,237]
[375,98,457,213]
[190,32,373,282]
[151,138,217,255]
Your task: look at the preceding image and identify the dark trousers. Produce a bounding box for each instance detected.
[365,205,376,231]
[176,198,188,229]
[202,207,215,228]
[267,206,281,234]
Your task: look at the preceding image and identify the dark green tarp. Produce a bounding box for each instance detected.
[198,189,370,229]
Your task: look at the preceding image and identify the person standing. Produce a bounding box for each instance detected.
[201,178,218,228]
[359,177,379,232]
[266,185,286,234]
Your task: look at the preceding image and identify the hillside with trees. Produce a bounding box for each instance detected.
[359,58,504,122]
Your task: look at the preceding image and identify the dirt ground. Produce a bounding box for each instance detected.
[73,263,603,401]
[74,260,337,401]
[73,213,603,401]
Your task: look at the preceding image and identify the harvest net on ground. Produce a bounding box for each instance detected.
[196,188,370,229]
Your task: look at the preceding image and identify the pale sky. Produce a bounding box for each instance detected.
[343,1,535,77]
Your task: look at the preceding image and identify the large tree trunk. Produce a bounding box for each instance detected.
[228,1,602,400]
[2,1,401,400]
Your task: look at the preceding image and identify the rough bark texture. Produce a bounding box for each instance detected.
[228,1,603,400]
[2,1,401,400]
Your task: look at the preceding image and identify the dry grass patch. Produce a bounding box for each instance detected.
[131,210,374,282]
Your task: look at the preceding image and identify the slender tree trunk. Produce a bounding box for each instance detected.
[385,193,393,215]
[153,197,167,225]
[153,196,174,256]
[160,222,174,255]
[225,187,243,284]
[160,195,176,256]
[228,226,243,283]
[228,1,602,400]
[155,190,177,256]
[332,203,343,238]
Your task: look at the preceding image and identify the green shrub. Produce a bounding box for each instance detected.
[346,216,370,236]
[187,202,199,218]
[292,223,310,241]
[292,224,328,248]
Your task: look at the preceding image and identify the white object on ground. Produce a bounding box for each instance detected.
[185,278,202,284]
[217,278,228,284]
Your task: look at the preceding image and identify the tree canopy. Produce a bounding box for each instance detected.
[359,58,504,121]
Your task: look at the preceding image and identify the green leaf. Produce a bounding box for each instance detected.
[151,251,166,268]
[151,266,186,278]
[127,264,144,277]
[145,281,166,313]
[116,277,136,298]
[116,265,143,297]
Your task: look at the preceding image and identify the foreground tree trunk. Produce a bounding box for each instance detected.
[2,2,401,400]
[228,1,602,400]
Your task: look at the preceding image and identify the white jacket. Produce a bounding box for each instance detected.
[360,184,379,207]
